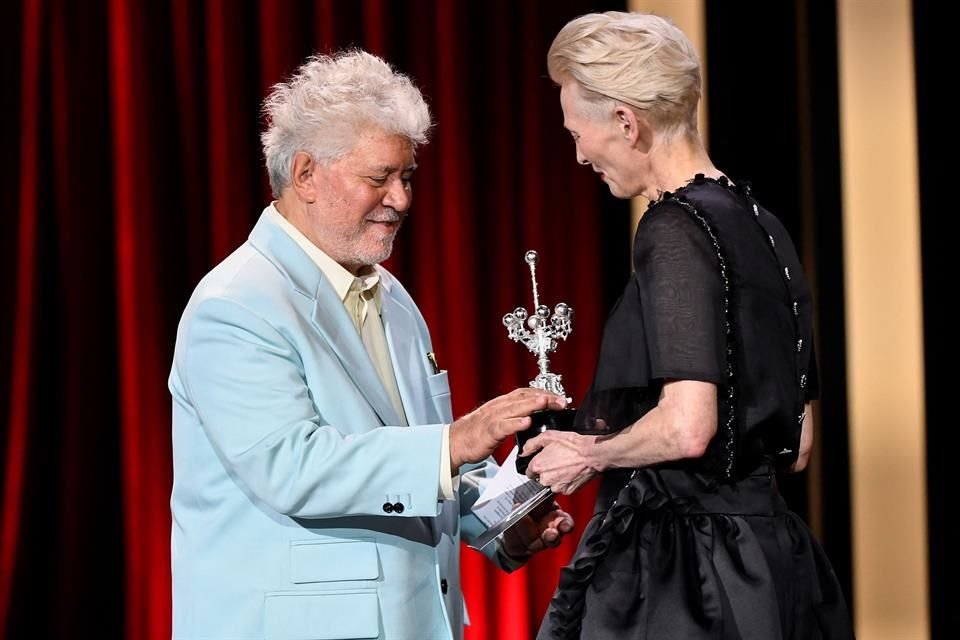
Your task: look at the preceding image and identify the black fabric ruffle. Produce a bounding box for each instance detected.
[541,470,670,639]
[538,469,854,640]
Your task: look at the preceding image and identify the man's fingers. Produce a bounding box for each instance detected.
[541,527,560,546]
[529,499,560,520]
[504,509,574,557]
[538,511,574,548]
[547,511,574,534]
[538,510,573,536]
[498,394,548,419]
[495,416,532,439]
[499,390,567,417]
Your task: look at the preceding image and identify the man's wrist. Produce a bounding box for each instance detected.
[447,421,463,470]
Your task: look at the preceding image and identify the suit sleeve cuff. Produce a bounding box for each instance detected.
[439,424,458,501]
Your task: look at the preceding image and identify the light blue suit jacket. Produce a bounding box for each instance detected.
[169,210,506,639]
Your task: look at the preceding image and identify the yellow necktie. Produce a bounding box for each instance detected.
[347,279,407,425]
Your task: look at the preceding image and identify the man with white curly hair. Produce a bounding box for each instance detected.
[169,50,573,639]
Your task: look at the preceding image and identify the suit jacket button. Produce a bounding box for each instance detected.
[441,578,448,594]
[382,502,394,513]
[393,502,404,514]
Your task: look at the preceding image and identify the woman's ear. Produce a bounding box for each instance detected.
[614,105,652,153]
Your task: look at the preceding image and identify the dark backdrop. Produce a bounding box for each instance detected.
[2,1,951,638]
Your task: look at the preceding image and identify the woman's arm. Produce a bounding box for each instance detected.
[523,379,718,494]
[788,402,815,472]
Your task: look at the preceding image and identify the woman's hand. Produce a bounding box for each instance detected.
[521,430,601,495]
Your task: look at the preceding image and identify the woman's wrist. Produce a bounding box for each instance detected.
[583,434,607,474]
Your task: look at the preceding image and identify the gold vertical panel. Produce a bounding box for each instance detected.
[837,1,928,638]
[626,0,707,240]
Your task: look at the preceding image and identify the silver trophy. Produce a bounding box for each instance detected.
[503,250,576,473]
[468,251,576,551]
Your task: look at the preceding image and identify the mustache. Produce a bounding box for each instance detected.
[367,207,404,223]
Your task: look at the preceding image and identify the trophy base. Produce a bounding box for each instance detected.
[515,407,578,474]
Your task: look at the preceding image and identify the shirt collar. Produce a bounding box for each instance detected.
[266,203,382,312]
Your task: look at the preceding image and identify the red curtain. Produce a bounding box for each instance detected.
[0,1,627,638]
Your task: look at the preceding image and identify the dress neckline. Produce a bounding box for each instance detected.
[649,173,742,208]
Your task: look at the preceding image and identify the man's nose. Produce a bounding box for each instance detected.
[575,147,589,165]
[383,179,412,211]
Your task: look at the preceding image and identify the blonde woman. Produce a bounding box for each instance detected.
[523,12,855,639]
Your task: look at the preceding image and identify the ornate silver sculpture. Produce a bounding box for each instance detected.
[502,250,573,396]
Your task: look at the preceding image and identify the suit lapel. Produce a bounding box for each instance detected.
[379,286,428,427]
[309,289,403,427]
[248,211,402,428]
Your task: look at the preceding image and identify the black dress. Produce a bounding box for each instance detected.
[537,176,855,640]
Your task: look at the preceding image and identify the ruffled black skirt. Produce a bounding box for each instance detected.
[537,467,855,640]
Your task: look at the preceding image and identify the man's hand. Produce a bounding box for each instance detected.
[449,389,567,470]
[500,500,575,561]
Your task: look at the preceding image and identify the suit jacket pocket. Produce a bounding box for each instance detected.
[264,589,380,639]
[426,371,452,423]
[290,538,380,584]
[426,371,450,398]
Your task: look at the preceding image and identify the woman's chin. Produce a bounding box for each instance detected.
[604,182,630,199]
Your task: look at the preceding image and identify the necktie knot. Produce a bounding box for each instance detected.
[347,277,378,334]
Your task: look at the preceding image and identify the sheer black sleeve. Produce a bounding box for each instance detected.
[633,204,725,385]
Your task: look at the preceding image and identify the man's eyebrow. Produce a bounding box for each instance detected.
[371,163,418,173]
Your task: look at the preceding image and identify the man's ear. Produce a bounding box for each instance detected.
[614,105,652,153]
[290,151,318,203]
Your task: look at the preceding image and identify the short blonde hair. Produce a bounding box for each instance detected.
[261,50,432,197]
[547,12,701,136]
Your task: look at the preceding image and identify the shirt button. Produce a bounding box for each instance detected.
[382,502,394,513]
[441,579,448,594]
[393,502,404,514]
